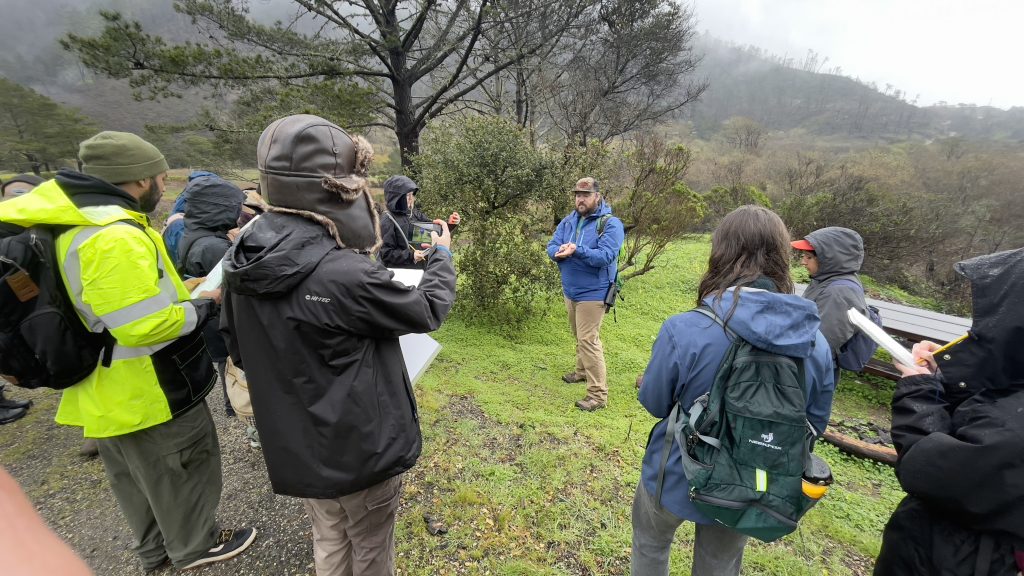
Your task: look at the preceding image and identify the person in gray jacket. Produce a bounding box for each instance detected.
[792,227,870,373]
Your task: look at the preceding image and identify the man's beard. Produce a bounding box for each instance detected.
[138,178,162,213]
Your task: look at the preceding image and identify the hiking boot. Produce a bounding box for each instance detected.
[0,389,31,410]
[0,406,27,425]
[80,438,99,458]
[575,398,606,412]
[179,528,256,570]
[561,372,586,384]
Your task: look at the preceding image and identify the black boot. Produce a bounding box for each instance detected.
[0,388,31,410]
[0,405,28,425]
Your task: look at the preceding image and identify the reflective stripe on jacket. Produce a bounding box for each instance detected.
[0,179,215,437]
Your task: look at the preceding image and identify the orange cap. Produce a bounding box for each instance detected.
[791,239,815,251]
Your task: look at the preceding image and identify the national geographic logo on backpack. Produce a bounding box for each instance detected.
[748,432,782,451]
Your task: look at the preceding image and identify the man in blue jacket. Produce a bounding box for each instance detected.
[547,177,624,411]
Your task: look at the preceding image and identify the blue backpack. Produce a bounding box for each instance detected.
[830,278,882,371]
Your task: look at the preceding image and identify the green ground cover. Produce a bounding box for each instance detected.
[396,237,906,575]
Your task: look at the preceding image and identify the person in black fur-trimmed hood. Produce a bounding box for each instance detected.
[874,247,1024,576]
[219,114,456,575]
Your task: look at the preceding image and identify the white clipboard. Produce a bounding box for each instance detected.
[847,308,915,367]
[387,267,441,384]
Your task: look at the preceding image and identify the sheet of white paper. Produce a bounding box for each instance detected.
[189,262,224,298]
[388,268,424,288]
[847,308,916,367]
[390,269,435,383]
[400,332,441,385]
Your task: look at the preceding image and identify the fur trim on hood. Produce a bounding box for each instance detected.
[264,175,382,254]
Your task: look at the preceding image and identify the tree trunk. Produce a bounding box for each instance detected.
[822,429,897,466]
[391,76,420,169]
[397,126,420,170]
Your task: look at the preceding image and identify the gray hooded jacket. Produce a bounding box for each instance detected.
[800,227,869,355]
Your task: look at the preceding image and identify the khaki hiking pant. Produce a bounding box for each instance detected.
[564,297,608,403]
[304,474,403,576]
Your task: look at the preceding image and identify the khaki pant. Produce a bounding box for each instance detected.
[304,475,403,576]
[97,403,221,570]
[564,298,608,403]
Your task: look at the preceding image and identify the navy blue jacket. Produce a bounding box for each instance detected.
[639,287,835,522]
[546,202,624,301]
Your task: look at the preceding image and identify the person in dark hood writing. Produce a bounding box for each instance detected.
[220,114,456,576]
[874,247,1024,576]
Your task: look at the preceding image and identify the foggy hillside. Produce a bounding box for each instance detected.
[684,34,1024,142]
[2,0,1022,142]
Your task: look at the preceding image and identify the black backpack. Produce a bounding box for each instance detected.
[0,224,113,389]
[829,278,883,372]
[656,306,832,543]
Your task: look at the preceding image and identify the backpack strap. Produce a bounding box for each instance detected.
[692,305,738,340]
[596,214,610,236]
[653,306,733,509]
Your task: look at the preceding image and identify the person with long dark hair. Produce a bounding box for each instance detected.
[632,205,835,575]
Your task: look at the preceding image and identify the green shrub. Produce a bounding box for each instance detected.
[414,116,568,326]
[455,217,561,328]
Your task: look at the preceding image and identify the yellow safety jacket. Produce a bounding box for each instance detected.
[0,179,216,437]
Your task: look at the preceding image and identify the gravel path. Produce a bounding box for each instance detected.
[1,384,318,575]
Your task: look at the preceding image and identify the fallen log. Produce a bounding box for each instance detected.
[822,429,897,466]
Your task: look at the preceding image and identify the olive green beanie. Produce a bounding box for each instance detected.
[79,131,169,184]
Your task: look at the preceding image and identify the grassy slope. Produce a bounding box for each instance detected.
[397,238,905,575]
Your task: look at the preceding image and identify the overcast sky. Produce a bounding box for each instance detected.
[691,0,1023,109]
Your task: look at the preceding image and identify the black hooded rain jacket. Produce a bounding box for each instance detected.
[219,211,455,498]
[379,176,432,268]
[874,248,1024,576]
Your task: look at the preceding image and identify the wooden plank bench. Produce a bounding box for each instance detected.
[795,283,971,466]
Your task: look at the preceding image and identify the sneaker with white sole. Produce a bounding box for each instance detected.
[180,527,256,570]
[246,425,262,450]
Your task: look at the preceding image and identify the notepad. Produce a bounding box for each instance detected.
[847,308,915,367]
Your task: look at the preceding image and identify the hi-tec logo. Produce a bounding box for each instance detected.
[748,432,782,451]
[305,294,331,303]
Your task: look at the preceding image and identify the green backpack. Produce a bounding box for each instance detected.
[655,306,831,543]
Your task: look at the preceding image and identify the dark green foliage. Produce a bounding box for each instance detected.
[0,77,98,173]
[61,2,588,166]
[414,116,567,327]
[144,79,377,170]
[456,217,561,329]
[414,116,566,225]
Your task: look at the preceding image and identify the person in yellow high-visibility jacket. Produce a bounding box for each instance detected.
[0,131,255,571]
